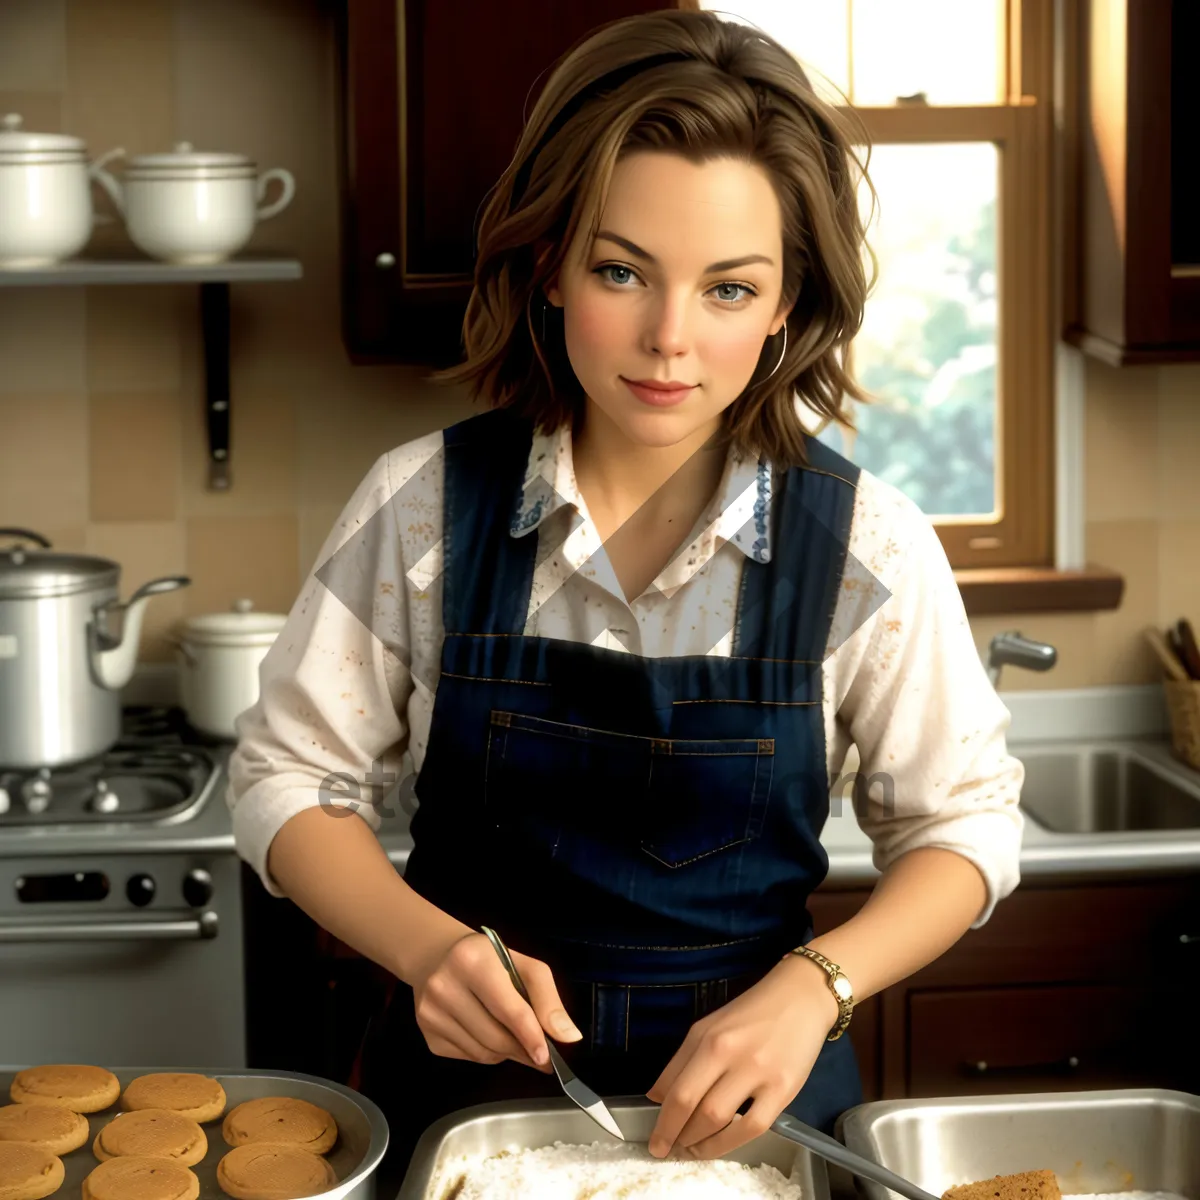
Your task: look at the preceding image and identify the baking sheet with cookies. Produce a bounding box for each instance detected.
[0,1065,389,1200]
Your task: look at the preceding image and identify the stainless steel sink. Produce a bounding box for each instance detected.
[1016,743,1200,833]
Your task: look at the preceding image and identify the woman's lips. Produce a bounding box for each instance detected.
[622,379,695,407]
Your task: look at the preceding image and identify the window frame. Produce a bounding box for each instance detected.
[685,0,1057,571]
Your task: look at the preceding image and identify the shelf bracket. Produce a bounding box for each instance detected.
[199,281,231,491]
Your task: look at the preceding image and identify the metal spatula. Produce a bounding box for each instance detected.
[480,925,625,1141]
[772,1111,941,1200]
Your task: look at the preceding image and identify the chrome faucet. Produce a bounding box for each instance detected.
[986,631,1057,688]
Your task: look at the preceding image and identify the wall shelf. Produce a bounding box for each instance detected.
[0,255,303,490]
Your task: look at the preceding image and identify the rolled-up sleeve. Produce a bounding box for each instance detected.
[838,493,1024,927]
[226,451,412,898]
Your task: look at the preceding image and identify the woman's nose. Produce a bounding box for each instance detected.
[644,299,693,358]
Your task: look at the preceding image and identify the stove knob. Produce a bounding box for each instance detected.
[88,780,120,814]
[22,768,51,815]
[0,787,9,815]
[182,868,213,907]
[126,874,156,907]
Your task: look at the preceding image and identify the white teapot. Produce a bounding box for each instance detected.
[91,142,295,264]
[0,113,120,268]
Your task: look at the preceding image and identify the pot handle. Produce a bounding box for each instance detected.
[167,632,198,668]
[95,574,191,623]
[256,167,295,220]
[0,528,51,548]
[127,574,191,605]
[88,146,126,223]
[93,575,190,639]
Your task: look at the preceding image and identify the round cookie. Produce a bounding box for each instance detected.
[93,1109,207,1168]
[82,1156,199,1200]
[120,1075,226,1124]
[0,1142,65,1200]
[222,1097,337,1155]
[10,1065,119,1113]
[0,1103,89,1155]
[217,1144,337,1200]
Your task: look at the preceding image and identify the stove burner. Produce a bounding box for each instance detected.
[0,707,218,826]
[119,705,217,748]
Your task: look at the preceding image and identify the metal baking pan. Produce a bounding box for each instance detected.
[398,1095,830,1199]
[837,1087,1200,1200]
[0,1065,388,1199]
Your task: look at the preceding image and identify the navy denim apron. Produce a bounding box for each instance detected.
[358,409,863,1188]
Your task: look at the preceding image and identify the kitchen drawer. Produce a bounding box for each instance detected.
[906,984,1197,1097]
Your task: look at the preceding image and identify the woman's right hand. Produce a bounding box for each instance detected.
[411,931,583,1072]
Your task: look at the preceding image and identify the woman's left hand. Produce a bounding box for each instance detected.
[645,956,839,1160]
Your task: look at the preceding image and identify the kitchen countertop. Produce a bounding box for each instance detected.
[5,738,1198,887]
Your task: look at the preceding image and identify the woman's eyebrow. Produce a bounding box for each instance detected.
[594,230,774,272]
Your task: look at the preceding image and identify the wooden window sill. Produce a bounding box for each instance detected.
[955,565,1124,616]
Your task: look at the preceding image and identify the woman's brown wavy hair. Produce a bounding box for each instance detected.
[430,7,876,469]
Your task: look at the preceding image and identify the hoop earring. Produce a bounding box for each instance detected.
[762,324,787,382]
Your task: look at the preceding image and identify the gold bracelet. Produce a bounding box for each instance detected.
[783,945,855,1041]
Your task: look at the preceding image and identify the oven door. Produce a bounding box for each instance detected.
[0,852,246,1067]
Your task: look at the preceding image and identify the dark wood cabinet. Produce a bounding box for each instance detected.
[1062,0,1200,364]
[811,876,1200,1101]
[336,0,680,365]
[905,983,1169,1096]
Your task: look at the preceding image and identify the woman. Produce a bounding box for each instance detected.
[227,8,1023,1191]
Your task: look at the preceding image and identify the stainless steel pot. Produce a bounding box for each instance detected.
[0,528,189,768]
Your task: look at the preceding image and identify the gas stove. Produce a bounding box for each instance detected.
[0,707,220,827]
[0,706,245,1067]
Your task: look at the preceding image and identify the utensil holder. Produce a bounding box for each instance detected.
[1163,677,1200,771]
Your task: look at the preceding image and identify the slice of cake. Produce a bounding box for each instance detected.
[943,1170,1062,1200]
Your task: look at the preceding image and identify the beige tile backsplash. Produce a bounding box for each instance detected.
[0,392,90,533]
[86,287,186,393]
[0,0,1196,683]
[0,0,66,93]
[0,290,86,393]
[184,514,302,621]
[1083,359,1160,524]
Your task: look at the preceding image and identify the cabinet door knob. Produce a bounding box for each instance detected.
[375,252,396,269]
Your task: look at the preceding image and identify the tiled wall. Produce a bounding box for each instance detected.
[1,0,1197,687]
[972,358,1200,689]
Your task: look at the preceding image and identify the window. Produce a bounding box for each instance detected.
[692,0,1055,569]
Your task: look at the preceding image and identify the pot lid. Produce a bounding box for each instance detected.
[0,113,85,157]
[125,141,254,172]
[0,543,119,599]
[180,598,287,643]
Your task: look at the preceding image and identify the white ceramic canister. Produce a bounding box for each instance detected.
[91,142,295,264]
[0,113,120,268]
[176,599,287,740]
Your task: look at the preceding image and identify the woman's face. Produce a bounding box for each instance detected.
[546,151,791,451]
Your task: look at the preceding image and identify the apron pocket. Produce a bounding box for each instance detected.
[483,711,646,853]
[641,737,774,868]
[484,711,774,868]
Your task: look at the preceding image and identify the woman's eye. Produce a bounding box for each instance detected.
[711,282,754,304]
[596,264,638,286]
